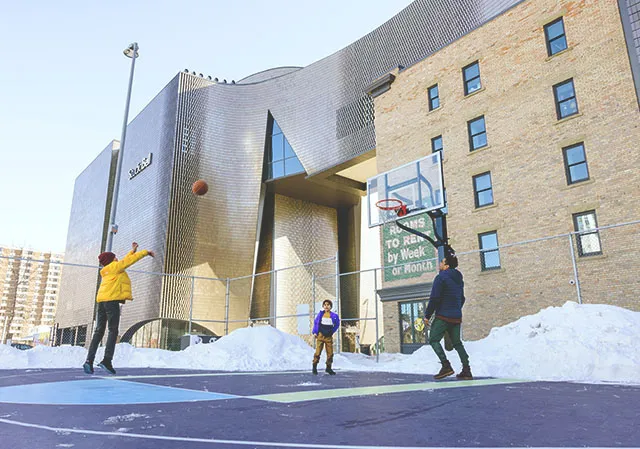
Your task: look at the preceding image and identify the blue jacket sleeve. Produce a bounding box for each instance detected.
[425,275,443,320]
[332,313,340,334]
[312,311,322,335]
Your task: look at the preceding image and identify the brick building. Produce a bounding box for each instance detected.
[371,0,640,352]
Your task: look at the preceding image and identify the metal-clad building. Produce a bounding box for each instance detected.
[55,141,117,338]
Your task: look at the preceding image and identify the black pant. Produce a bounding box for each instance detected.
[86,301,122,364]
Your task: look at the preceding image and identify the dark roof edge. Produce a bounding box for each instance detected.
[377,281,432,302]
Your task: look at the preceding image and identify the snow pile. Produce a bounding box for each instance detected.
[0,345,27,369]
[105,325,317,371]
[27,344,87,369]
[173,325,316,371]
[0,302,638,384]
[465,301,640,383]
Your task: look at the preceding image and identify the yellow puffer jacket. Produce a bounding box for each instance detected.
[96,249,149,302]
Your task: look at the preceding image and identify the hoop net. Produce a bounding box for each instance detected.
[375,198,403,211]
[375,198,408,218]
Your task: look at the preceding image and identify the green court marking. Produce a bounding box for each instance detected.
[250,378,530,403]
[111,371,306,380]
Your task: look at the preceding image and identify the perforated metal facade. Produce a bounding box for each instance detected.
[55,142,115,330]
[619,0,640,105]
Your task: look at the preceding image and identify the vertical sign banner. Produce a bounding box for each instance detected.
[382,214,437,282]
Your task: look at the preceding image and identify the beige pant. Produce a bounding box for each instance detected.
[313,334,334,367]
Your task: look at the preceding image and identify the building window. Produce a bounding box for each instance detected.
[553,79,579,120]
[473,172,494,208]
[463,61,481,95]
[544,17,568,56]
[399,300,427,354]
[268,119,305,179]
[431,135,443,154]
[428,84,440,110]
[563,142,589,184]
[468,116,487,151]
[573,211,602,256]
[479,231,501,270]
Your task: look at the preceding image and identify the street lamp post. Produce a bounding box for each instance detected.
[105,42,139,252]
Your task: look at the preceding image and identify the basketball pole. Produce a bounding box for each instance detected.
[106,42,139,253]
[90,43,138,349]
[394,209,451,255]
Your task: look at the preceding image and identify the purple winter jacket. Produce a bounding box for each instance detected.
[312,311,340,336]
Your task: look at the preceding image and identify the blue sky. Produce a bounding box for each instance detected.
[0,1,413,253]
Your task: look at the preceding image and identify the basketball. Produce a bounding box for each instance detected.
[192,180,208,196]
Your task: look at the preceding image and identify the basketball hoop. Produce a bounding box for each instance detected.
[375,198,408,217]
[375,197,452,251]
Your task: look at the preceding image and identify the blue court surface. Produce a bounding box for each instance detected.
[0,368,638,448]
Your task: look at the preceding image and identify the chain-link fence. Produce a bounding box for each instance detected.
[191,256,339,348]
[3,220,637,357]
[352,219,640,354]
[451,220,640,340]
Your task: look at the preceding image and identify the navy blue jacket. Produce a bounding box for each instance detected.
[425,268,466,320]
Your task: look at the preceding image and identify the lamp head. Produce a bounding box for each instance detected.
[123,42,139,58]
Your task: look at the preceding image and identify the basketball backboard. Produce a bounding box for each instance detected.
[367,152,444,228]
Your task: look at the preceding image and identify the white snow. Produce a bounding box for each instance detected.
[103,413,150,425]
[1,302,638,385]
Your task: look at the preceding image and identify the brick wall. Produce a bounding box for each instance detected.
[374,0,640,340]
[382,300,401,353]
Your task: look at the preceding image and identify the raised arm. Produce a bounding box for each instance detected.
[109,248,153,273]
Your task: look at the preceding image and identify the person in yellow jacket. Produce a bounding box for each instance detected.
[83,242,154,375]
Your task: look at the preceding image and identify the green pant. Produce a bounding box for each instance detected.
[429,318,469,366]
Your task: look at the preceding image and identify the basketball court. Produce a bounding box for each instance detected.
[1,368,638,448]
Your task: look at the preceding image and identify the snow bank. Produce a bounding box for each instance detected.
[1,302,638,385]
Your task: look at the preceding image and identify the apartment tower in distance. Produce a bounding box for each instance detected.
[1,247,63,344]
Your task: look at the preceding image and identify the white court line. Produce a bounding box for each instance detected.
[0,417,598,449]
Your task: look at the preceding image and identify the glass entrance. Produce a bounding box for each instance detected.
[399,300,427,354]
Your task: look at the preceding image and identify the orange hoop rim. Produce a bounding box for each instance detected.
[376,198,405,211]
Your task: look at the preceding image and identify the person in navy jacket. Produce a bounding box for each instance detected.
[312,299,340,375]
[424,251,473,380]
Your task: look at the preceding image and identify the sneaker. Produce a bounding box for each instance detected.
[312,364,318,375]
[456,365,473,380]
[83,362,94,375]
[433,361,454,380]
[325,367,336,375]
[98,361,116,375]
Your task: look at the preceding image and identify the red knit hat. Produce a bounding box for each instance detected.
[98,252,116,266]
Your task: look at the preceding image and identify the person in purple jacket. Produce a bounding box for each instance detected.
[312,299,340,375]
